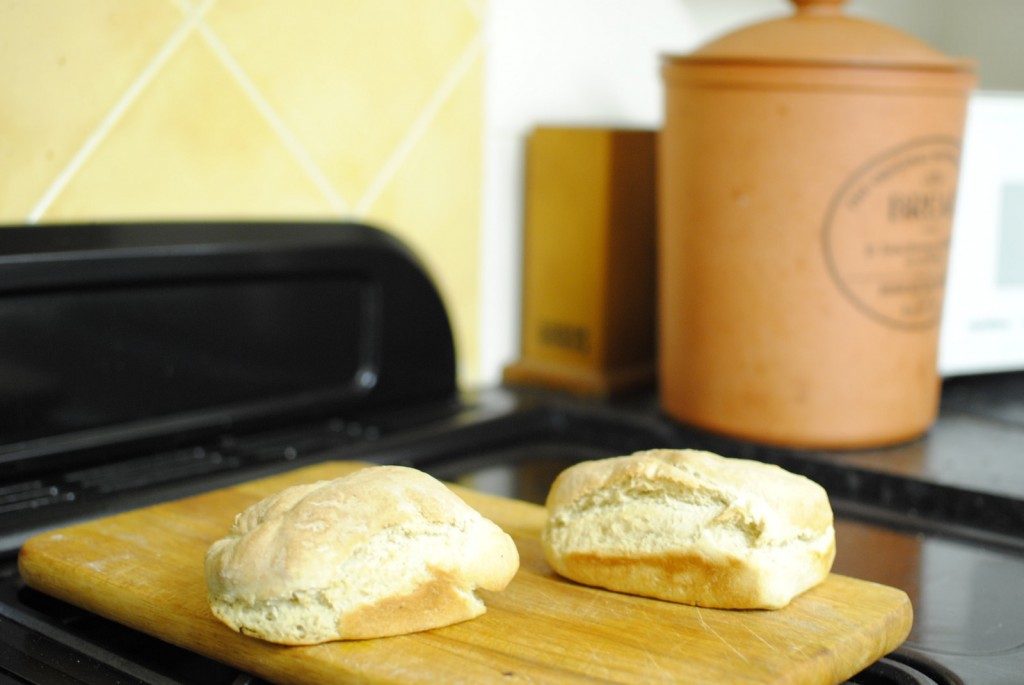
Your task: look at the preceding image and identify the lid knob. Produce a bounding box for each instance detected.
[791,0,847,14]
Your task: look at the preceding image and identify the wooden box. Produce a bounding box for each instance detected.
[503,127,657,397]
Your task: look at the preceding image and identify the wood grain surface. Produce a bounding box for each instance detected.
[18,461,912,684]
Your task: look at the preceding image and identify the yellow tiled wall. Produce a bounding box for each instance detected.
[0,0,486,383]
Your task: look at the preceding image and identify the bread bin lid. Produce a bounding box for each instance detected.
[671,0,973,73]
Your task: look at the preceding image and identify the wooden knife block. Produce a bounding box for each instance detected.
[503,127,657,397]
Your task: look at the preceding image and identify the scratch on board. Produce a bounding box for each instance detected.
[639,646,675,683]
[696,608,750,664]
[742,623,778,651]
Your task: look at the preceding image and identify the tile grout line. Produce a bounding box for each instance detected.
[26,0,217,223]
[194,21,351,215]
[354,33,484,217]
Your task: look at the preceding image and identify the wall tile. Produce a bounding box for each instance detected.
[0,0,182,219]
[204,0,482,210]
[43,33,335,219]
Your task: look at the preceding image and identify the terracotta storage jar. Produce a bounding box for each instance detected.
[658,0,975,449]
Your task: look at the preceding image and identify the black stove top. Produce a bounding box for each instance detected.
[1,222,1022,685]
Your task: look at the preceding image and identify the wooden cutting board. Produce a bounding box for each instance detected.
[18,461,912,684]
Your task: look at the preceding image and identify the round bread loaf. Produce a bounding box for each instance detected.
[541,449,835,609]
[205,465,519,644]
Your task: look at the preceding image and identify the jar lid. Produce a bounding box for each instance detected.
[679,0,972,72]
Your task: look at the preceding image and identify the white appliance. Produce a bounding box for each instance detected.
[940,91,1024,376]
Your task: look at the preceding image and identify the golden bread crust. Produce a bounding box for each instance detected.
[205,465,519,644]
[542,449,835,609]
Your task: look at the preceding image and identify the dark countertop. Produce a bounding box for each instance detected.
[836,372,1024,497]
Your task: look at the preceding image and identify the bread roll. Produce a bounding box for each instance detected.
[541,449,835,609]
[205,465,519,644]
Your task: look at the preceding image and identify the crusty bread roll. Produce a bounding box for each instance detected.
[541,449,835,609]
[205,465,519,644]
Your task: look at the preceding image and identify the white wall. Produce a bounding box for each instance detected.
[477,0,1024,386]
[479,0,707,386]
[854,0,1024,91]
